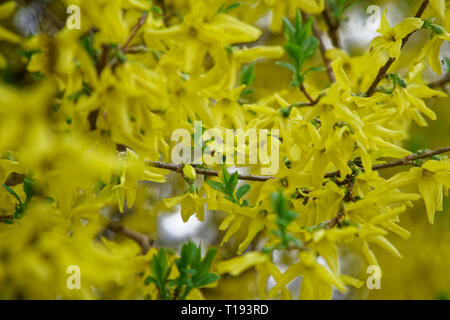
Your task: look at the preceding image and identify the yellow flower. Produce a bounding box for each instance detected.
[383,160,450,224]
[370,9,423,60]
[146,0,261,73]
[391,81,447,125]
[0,1,20,43]
[164,191,206,222]
[101,149,166,213]
[412,31,450,75]
[268,251,346,300]
[416,160,450,224]
[266,0,325,32]
[429,0,447,21]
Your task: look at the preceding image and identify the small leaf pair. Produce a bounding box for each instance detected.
[207,165,251,207]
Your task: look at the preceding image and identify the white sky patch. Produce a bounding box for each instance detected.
[340,4,403,53]
[159,207,203,240]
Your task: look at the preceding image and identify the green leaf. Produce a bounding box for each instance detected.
[224,195,237,203]
[151,6,163,15]
[23,178,34,200]
[226,172,239,196]
[222,165,231,184]
[284,43,303,67]
[271,190,286,215]
[240,88,255,97]
[304,66,326,75]
[197,248,217,278]
[218,2,241,13]
[79,33,97,65]
[397,78,407,88]
[236,184,251,200]
[207,181,225,193]
[301,36,319,59]
[194,273,219,288]
[2,184,22,206]
[17,48,41,61]
[285,210,298,222]
[276,61,297,74]
[297,16,314,44]
[283,17,295,41]
[240,62,256,86]
[144,276,157,285]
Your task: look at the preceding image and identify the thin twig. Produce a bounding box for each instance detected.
[299,84,322,106]
[325,207,345,229]
[146,161,271,182]
[0,215,14,223]
[96,44,110,75]
[108,12,149,70]
[428,73,450,88]
[108,221,154,254]
[147,146,450,182]
[312,22,336,83]
[366,0,429,97]
[322,8,340,49]
[325,146,450,178]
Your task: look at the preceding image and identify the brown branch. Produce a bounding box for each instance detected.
[4,173,26,187]
[96,44,110,75]
[147,146,450,182]
[146,161,271,182]
[325,207,345,229]
[366,0,429,97]
[108,12,149,70]
[322,8,340,49]
[0,215,14,223]
[312,23,336,83]
[342,176,355,202]
[123,13,149,50]
[108,221,154,254]
[325,146,450,178]
[299,84,323,106]
[428,73,450,88]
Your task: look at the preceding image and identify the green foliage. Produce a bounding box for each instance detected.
[262,190,302,253]
[277,11,323,87]
[327,0,357,23]
[79,32,98,65]
[239,62,256,103]
[422,18,444,35]
[1,177,34,222]
[207,165,251,207]
[68,82,92,102]
[145,241,219,300]
[217,2,241,14]
[378,74,407,94]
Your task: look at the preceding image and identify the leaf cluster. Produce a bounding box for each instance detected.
[1,177,34,223]
[207,165,251,207]
[262,190,302,253]
[276,11,323,87]
[145,241,219,300]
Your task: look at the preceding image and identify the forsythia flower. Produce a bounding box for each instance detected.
[370,9,423,60]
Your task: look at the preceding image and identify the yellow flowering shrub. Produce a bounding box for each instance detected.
[0,0,449,300]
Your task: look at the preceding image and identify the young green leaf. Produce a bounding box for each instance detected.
[240,62,256,86]
[236,184,251,201]
[207,181,226,193]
